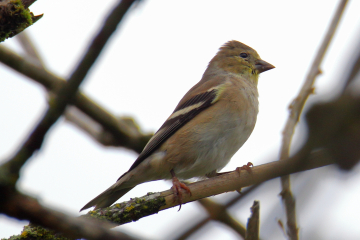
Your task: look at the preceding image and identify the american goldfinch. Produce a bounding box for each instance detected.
[81,40,274,211]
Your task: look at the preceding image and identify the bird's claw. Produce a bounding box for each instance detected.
[236,162,254,175]
[171,176,191,211]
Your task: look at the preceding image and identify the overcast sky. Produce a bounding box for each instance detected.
[1,1,360,239]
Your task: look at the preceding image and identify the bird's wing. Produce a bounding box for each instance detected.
[120,84,226,178]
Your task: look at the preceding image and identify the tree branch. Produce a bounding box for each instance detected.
[15,32,147,149]
[16,32,44,67]
[83,150,334,226]
[245,201,260,240]
[1,0,139,181]
[278,1,348,239]
[197,198,246,238]
[342,32,360,92]
[174,184,260,240]
[0,187,138,240]
[0,44,152,154]
[69,0,137,90]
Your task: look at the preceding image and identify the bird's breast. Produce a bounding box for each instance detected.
[172,83,259,179]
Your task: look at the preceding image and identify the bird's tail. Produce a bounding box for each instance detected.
[80,185,134,211]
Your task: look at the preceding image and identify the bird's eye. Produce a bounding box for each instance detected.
[239,53,248,58]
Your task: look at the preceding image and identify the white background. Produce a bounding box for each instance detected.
[1,0,360,239]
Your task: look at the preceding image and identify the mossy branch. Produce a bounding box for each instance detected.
[0,0,42,42]
[83,150,334,227]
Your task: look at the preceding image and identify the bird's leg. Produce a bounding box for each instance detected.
[170,169,191,211]
[236,162,254,175]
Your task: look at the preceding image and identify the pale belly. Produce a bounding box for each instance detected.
[174,110,257,179]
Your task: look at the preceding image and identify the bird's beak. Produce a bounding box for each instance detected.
[255,59,275,73]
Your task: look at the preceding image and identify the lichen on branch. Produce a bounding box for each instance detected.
[0,0,42,42]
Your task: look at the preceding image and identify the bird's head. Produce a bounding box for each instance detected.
[209,40,275,84]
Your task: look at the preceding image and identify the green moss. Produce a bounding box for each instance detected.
[0,0,42,42]
[1,195,166,240]
[3,225,70,240]
[125,205,135,212]
[86,193,166,225]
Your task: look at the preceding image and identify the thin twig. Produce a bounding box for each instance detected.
[0,45,151,153]
[174,184,260,240]
[16,32,44,67]
[245,201,260,240]
[65,107,147,146]
[2,2,148,152]
[69,0,136,91]
[15,33,119,146]
[342,35,360,91]
[278,1,348,239]
[197,198,246,238]
[175,218,208,240]
[0,45,61,89]
[0,0,138,184]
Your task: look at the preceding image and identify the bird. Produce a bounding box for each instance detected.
[80,40,274,211]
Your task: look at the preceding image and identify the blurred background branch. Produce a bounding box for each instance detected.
[245,201,260,240]
[0,188,138,240]
[14,32,149,148]
[0,1,145,239]
[197,198,246,239]
[174,184,260,240]
[0,44,152,153]
[278,1,348,239]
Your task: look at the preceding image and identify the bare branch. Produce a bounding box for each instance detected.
[0,45,151,153]
[16,32,44,67]
[278,1,348,239]
[21,0,37,9]
[342,35,360,91]
[0,0,139,201]
[0,57,88,184]
[175,218,208,240]
[198,198,246,238]
[69,0,137,92]
[174,184,260,240]
[245,201,260,240]
[16,34,113,147]
[65,107,148,147]
[16,26,114,154]
[1,2,151,153]
[0,45,62,89]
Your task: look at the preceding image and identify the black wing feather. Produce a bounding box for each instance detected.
[120,89,218,177]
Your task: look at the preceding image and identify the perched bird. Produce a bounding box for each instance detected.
[81,40,274,211]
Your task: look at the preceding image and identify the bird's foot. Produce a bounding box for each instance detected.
[235,162,253,193]
[171,170,191,211]
[236,162,254,175]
